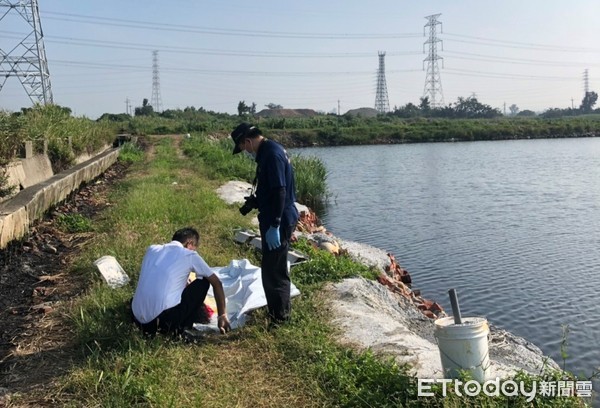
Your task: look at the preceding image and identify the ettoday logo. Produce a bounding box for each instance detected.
[418,378,592,402]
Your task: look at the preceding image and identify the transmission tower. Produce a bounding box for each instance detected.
[374,51,390,114]
[583,69,589,94]
[423,13,444,108]
[151,50,162,112]
[0,0,53,104]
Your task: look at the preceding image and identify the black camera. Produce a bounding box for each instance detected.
[239,195,258,216]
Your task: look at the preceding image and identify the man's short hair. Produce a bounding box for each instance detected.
[172,227,199,246]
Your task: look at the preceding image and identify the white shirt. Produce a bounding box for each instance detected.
[132,241,214,324]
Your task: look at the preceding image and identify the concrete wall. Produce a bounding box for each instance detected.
[5,154,54,192]
[0,148,120,249]
[1,143,111,204]
[74,144,112,165]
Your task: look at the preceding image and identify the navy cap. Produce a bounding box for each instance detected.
[230,123,256,154]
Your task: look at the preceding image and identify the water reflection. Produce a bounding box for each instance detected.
[292,138,600,392]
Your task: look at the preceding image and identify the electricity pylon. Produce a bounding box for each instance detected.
[423,13,444,108]
[151,50,162,112]
[0,0,53,104]
[374,51,390,114]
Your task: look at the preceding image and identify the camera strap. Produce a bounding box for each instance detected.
[251,166,259,195]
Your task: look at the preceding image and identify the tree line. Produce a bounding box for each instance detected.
[115,91,598,123]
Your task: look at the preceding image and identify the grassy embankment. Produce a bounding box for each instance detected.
[107,113,600,147]
[0,105,116,198]
[259,115,600,147]
[14,135,586,407]
[0,105,115,173]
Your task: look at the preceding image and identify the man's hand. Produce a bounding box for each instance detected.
[218,314,231,334]
[206,274,230,334]
[265,226,281,250]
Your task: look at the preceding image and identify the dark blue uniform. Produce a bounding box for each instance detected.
[255,139,299,322]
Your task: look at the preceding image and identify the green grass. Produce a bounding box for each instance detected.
[181,135,331,207]
[118,142,144,163]
[56,213,94,233]
[1,104,116,172]
[16,136,587,407]
[291,154,330,211]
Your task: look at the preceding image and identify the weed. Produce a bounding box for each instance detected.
[56,213,93,233]
[118,142,144,163]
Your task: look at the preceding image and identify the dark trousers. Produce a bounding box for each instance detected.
[133,278,210,336]
[260,224,295,323]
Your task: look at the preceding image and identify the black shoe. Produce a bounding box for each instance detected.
[182,328,205,343]
[267,317,290,331]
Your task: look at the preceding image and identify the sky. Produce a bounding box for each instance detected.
[1,0,599,119]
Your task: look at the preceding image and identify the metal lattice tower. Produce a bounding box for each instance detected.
[0,0,53,104]
[423,13,444,108]
[583,69,589,94]
[374,51,390,114]
[151,50,162,112]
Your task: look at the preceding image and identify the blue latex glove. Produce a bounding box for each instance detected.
[265,226,281,250]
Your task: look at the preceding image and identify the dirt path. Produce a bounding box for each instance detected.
[0,161,130,406]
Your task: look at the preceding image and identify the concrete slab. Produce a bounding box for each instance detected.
[327,277,557,380]
[0,148,120,249]
[94,256,130,288]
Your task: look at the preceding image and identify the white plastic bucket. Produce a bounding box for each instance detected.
[434,316,491,382]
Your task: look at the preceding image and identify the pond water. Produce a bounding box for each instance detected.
[292,137,600,396]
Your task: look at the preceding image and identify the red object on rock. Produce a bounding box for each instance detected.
[380,253,445,320]
[296,209,322,233]
[205,304,214,319]
[386,253,412,287]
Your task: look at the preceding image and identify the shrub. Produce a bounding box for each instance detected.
[56,213,93,233]
[118,142,144,163]
[291,154,330,209]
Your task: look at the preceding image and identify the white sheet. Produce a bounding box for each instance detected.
[193,259,301,332]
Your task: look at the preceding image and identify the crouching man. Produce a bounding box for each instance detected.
[131,227,231,336]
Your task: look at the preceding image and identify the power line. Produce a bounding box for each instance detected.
[5,29,595,68]
[4,28,596,71]
[445,33,600,52]
[42,11,422,40]
[443,50,600,68]
[50,59,421,77]
[444,32,600,53]
[27,33,423,59]
[444,68,578,81]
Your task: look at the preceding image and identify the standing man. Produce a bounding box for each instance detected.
[131,227,231,336]
[231,123,299,325]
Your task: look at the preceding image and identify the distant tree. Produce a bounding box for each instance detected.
[20,104,72,116]
[250,102,257,115]
[452,96,501,119]
[580,91,598,113]
[516,110,536,117]
[437,104,455,118]
[509,104,519,116]
[266,103,283,109]
[419,97,431,112]
[542,108,565,118]
[135,98,154,116]
[392,102,421,118]
[237,100,249,117]
[97,113,131,122]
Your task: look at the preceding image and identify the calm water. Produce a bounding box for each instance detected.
[292,138,600,388]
